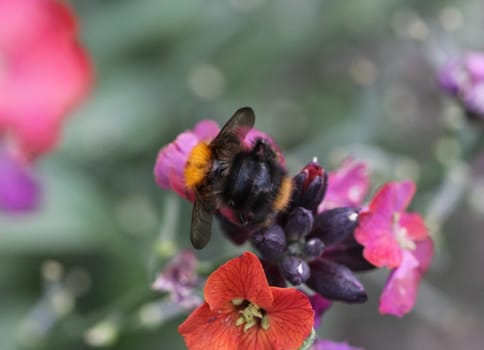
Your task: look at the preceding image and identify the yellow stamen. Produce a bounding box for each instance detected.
[231,299,269,333]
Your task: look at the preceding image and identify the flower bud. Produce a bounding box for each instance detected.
[303,238,325,260]
[311,207,359,245]
[322,244,375,271]
[307,258,367,303]
[251,225,286,261]
[291,162,328,211]
[285,207,314,241]
[281,255,310,285]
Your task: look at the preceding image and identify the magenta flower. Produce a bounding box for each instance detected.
[312,340,364,350]
[355,180,433,317]
[153,118,284,201]
[439,52,484,120]
[0,145,39,212]
[379,237,433,317]
[318,160,369,212]
[309,293,332,329]
[152,250,202,309]
[154,120,219,201]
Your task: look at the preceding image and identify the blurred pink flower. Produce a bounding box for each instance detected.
[0,145,39,212]
[153,118,284,201]
[152,249,202,309]
[0,0,92,212]
[439,52,484,119]
[0,0,92,157]
[312,340,364,350]
[318,160,369,212]
[355,180,433,317]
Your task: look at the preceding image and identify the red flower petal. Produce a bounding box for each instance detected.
[238,287,314,350]
[204,252,273,311]
[399,213,428,241]
[178,302,240,350]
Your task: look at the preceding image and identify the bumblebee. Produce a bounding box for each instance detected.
[184,107,292,249]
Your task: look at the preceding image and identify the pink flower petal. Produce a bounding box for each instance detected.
[368,180,415,218]
[355,180,420,268]
[379,250,420,317]
[399,212,428,241]
[154,131,199,200]
[193,120,220,140]
[0,146,39,212]
[313,339,364,350]
[466,53,484,81]
[319,160,369,212]
[413,237,434,273]
[0,0,91,157]
[355,210,402,268]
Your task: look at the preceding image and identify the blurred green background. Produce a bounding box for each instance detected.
[1,0,484,349]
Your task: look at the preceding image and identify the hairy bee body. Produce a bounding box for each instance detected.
[187,107,292,249]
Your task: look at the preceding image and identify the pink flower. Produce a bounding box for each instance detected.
[439,52,484,119]
[312,340,364,350]
[0,0,91,212]
[152,250,202,309]
[379,237,433,317]
[318,160,369,212]
[153,120,219,201]
[0,144,39,212]
[0,0,92,158]
[153,118,284,201]
[355,180,433,317]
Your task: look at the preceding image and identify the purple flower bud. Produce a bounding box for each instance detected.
[285,207,314,241]
[291,162,328,211]
[307,258,367,303]
[251,225,286,261]
[281,255,310,285]
[323,244,375,271]
[303,238,325,260]
[311,207,359,245]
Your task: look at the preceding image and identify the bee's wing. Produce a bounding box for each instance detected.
[190,198,213,249]
[210,107,255,159]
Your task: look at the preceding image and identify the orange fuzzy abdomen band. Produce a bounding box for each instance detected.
[273,176,292,211]
[184,142,212,189]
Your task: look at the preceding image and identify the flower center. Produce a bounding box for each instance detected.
[392,213,416,250]
[232,298,269,333]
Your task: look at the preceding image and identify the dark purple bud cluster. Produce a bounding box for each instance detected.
[251,160,375,303]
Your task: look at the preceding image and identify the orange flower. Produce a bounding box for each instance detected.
[178,252,314,350]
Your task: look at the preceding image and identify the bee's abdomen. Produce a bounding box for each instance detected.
[184,142,212,189]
